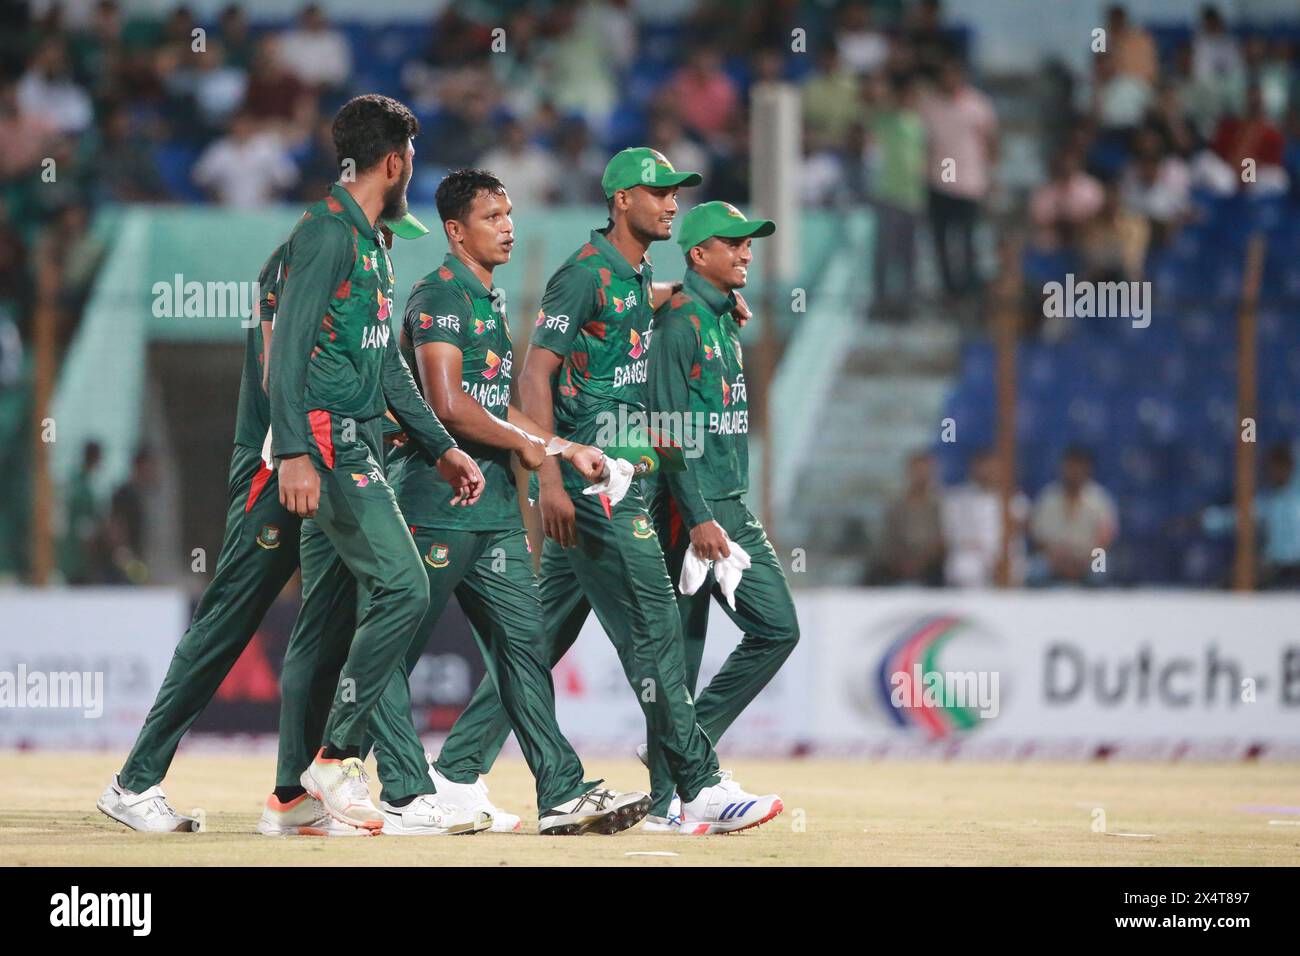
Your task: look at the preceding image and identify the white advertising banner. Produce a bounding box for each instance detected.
[552,602,814,756]
[549,590,1300,759]
[0,589,188,748]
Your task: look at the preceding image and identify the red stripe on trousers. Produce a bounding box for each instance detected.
[245,462,273,513]
[668,496,683,548]
[308,409,334,469]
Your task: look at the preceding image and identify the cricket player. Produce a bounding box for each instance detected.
[97,242,358,833]
[270,94,483,833]
[432,148,783,835]
[640,201,799,830]
[351,167,652,836]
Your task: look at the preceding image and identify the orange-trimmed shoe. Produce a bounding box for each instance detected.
[256,792,376,837]
[299,750,385,831]
[678,771,782,836]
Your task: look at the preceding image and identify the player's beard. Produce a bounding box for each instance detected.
[380,158,412,222]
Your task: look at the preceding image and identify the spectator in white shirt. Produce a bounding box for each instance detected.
[942,449,1029,587]
[17,40,93,136]
[193,113,298,208]
[477,120,559,208]
[277,3,352,90]
[1030,447,1119,586]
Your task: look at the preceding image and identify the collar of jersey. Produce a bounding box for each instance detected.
[683,269,737,319]
[442,253,492,300]
[330,183,380,239]
[590,228,649,281]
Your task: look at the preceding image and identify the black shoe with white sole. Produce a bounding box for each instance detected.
[539,787,651,836]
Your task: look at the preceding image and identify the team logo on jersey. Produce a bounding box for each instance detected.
[256,524,281,549]
[425,543,450,569]
[631,515,656,539]
[482,349,502,379]
[628,328,644,359]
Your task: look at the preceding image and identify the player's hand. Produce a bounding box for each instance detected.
[540,482,577,548]
[437,448,484,506]
[515,434,547,471]
[561,443,607,484]
[278,454,320,518]
[733,291,751,327]
[690,520,731,562]
[385,430,408,449]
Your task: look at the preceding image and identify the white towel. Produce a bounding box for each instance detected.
[260,427,274,470]
[678,539,751,610]
[582,457,636,510]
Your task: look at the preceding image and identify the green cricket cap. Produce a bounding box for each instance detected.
[385,212,430,240]
[676,201,775,254]
[601,147,702,198]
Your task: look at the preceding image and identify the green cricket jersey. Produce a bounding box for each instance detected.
[531,227,654,493]
[233,243,286,450]
[391,253,518,531]
[645,269,749,527]
[269,183,456,465]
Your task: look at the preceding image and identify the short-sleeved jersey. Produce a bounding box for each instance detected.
[390,253,518,531]
[645,269,749,526]
[531,227,654,493]
[233,243,285,450]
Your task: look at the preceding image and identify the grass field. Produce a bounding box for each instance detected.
[2,753,1298,865]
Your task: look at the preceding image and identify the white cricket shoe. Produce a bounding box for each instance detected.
[379,794,492,836]
[641,794,682,833]
[429,760,522,833]
[97,774,199,833]
[299,750,384,832]
[539,786,651,836]
[256,792,375,837]
[678,771,782,835]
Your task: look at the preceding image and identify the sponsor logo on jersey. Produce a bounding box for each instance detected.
[256,524,281,549]
[540,313,570,332]
[474,316,496,335]
[376,288,390,321]
[437,313,460,332]
[632,515,656,539]
[628,328,644,359]
[350,467,383,488]
[721,378,732,407]
[425,543,450,569]
[482,349,501,379]
[418,312,434,330]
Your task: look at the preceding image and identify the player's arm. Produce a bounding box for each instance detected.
[646,312,730,560]
[380,338,483,507]
[522,264,597,546]
[256,245,285,395]
[417,341,544,457]
[650,280,681,310]
[268,216,352,517]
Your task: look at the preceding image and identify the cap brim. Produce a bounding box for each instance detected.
[659,171,703,188]
[717,218,776,240]
[385,212,430,240]
[607,171,703,196]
